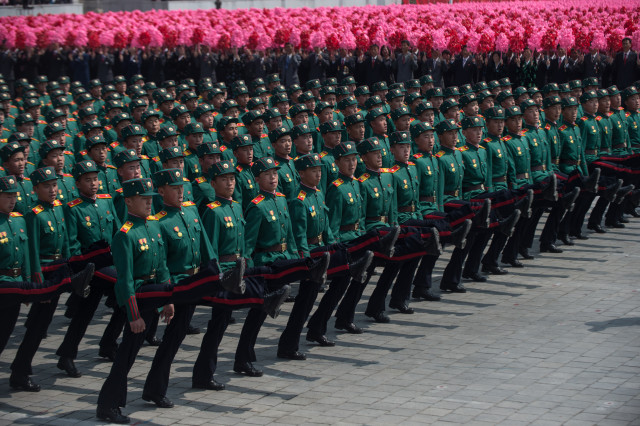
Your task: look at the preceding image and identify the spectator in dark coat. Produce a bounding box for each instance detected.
[277,43,301,87]
[611,37,640,89]
[451,46,477,86]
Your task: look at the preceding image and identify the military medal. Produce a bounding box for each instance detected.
[472,159,477,168]
[85,216,91,227]
[248,179,253,189]
[48,220,54,231]
[451,163,455,172]
[174,226,182,237]
[403,179,408,189]
[348,192,354,202]
[269,210,276,220]
[373,187,379,197]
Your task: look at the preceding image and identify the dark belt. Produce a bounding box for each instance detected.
[136,273,156,283]
[398,204,416,213]
[257,242,287,253]
[183,267,200,276]
[612,143,626,150]
[560,159,579,166]
[41,254,62,261]
[307,234,324,245]
[530,165,547,172]
[444,190,460,197]
[0,268,22,278]
[515,172,530,179]
[552,157,560,165]
[585,149,598,156]
[219,253,241,263]
[366,216,388,223]
[492,176,507,183]
[340,223,359,231]
[463,184,485,192]
[419,196,436,202]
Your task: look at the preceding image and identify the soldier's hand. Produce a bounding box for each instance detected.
[130,318,146,334]
[161,304,175,324]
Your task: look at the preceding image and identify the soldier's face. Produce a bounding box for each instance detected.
[299,166,322,188]
[598,97,611,113]
[0,192,17,215]
[187,133,204,151]
[248,119,264,137]
[323,131,341,147]
[125,136,144,156]
[18,141,31,158]
[44,149,66,173]
[198,113,214,129]
[389,98,403,110]
[212,174,236,198]
[370,116,387,135]
[292,113,309,126]
[391,144,411,162]
[523,107,539,126]
[222,124,238,141]
[35,180,58,203]
[126,195,153,217]
[486,119,505,137]
[159,184,184,207]
[145,117,161,134]
[76,172,99,198]
[175,113,191,129]
[610,94,621,108]
[583,98,599,115]
[439,130,458,148]
[235,145,254,164]
[544,105,561,122]
[463,101,479,117]
[18,123,35,137]
[256,169,278,192]
[267,117,283,131]
[336,154,357,177]
[319,108,333,123]
[415,132,435,153]
[294,134,313,155]
[431,97,443,109]
[199,154,220,174]
[444,107,459,121]
[348,122,366,141]
[118,161,142,181]
[165,158,184,170]
[506,116,523,133]
[561,106,578,125]
[625,95,640,112]
[273,136,292,157]
[362,150,382,170]
[462,127,483,145]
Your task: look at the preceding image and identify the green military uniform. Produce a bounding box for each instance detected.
[434,119,465,205]
[366,108,394,168]
[622,86,640,153]
[459,122,491,200]
[0,142,35,215]
[410,123,443,215]
[191,143,221,213]
[0,179,30,282]
[558,98,588,176]
[481,107,511,191]
[268,127,300,201]
[228,135,259,210]
[387,132,422,223]
[541,96,563,172]
[357,138,397,230]
[577,91,602,164]
[66,188,120,256]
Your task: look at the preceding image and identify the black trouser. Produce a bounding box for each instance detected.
[142,304,196,398]
[97,308,156,409]
[306,276,350,336]
[192,307,232,383]
[235,308,267,364]
[412,254,439,292]
[0,304,21,356]
[365,256,420,315]
[441,230,483,287]
[278,279,323,352]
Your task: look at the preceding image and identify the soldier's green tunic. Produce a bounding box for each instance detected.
[358,168,397,230]
[244,190,298,267]
[558,123,588,176]
[201,196,245,271]
[578,113,601,164]
[522,125,553,183]
[481,134,510,191]
[233,163,259,211]
[56,173,78,203]
[274,155,300,201]
[14,176,34,215]
[388,160,421,223]
[326,173,364,242]
[27,199,70,283]
[596,114,613,155]
[318,148,339,195]
[435,146,464,205]
[459,142,491,199]
[289,184,334,258]
[412,150,443,214]
[65,193,120,256]
[503,131,533,189]
[251,133,274,160]
[609,107,631,155]
[542,120,562,172]
[112,214,171,321]
[371,133,394,168]
[192,176,216,214]
[625,110,640,153]
[0,211,31,282]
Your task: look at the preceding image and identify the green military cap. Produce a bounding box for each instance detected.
[269,126,291,143]
[389,131,411,145]
[0,142,26,162]
[324,77,338,87]
[520,99,538,110]
[141,110,161,123]
[113,149,141,168]
[131,88,147,100]
[130,74,144,84]
[72,160,99,180]
[483,106,506,120]
[22,98,40,110]
[318,86,336,98]
[176,84,190,94]
[193,104,212,120]
[528,86,541,97]
[216,82,228,91]
[7,132,30,144]
[162,80,177,88]
[542,83,560,95]
[247,97,266,111]
[419,75,434,86]
[129,98,147,110]
[513,86,528,99]
[217,116,240,132]
[476,90,494,103]
[559,83,571,94]
[335,86,350,97]
[159,146,185,163]
[106,100,125,111]
[410,121,434,139]
[294,153,323,171]
[157,92,175,104]
[333,141,358,158]
[104,93,122,102]
[241,110,262,126]
[505,105,523,117]
[232,86,249,98]
[89,79,102,88]
[319,120,344,134]
[498,78,511,87]
[85,134,108,150]
[459,93,478,106]
[183,122,205,135]
[0,175,20,193]
[254,87,269,98]
[271,86,287,97]
[405,79,420,89]
[580,90,598,103]
[289,103,310,117]
[220,100,240,114]
[496,90,514,104]
[385,88,404,102]
[366,107,386,122]
[122,177,158,197]
[390,106,411,121]
[16,78,29,87]
[229,134,254,150]
[24,90,39,99]
[197,142,222,157]
[473,82,489,92]
[155,168,187,187]
[30,166,58,186]
[266,74,280,84]
[251,156,280,175]
[461,116,486,129]
[596,88,610,98]
[364,95,384,110]
[569,79,582,90]
[356,137,383,155]
[341,76,357,86]
[607,85,621,96]
[337,96,357,111]
[250,77,266,89]
[0,92,11,102]
[425,87,444,99]
[443,86,460,98]
[171,104,190,119]
[58,76,71,84]
[36,75,49,83]
[209,160,235,179]
[121,124,146,140]
[15,113,36,126]
[389,82,405,92]
[46,108,66,123]
[143,82,157,91]
[73,87,88,97]
[372,81,389,92]
[354,86,371,97]
[621,86,638,101]
[561,97,579,108]
[78,106,97,120]
[157,124,179,140]
[405,92,423,105]
[314,100,333,115]
[39,139,65,158]
[345,112,366,127]
[542,96,562,109]
[49,88,65,98]
[262,107,283,121]
[181,78,196,88]
[459,84,473,95]
[82,117,103,133]
[434,118,459,134]
[44,122,65,138]
[295,91,313,103]
[291,123,313,139]
[113,76,126,84]
[287,84,302,95]
[440,98,459,113]
[415,101,435,116]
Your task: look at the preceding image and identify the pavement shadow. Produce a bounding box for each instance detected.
[585,316,640,332]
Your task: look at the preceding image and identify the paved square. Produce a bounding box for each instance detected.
[1,217,639,425]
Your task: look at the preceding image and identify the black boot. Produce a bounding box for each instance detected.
[219,258,246,294]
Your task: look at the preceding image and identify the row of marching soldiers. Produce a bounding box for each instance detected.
[0,72,639,424]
